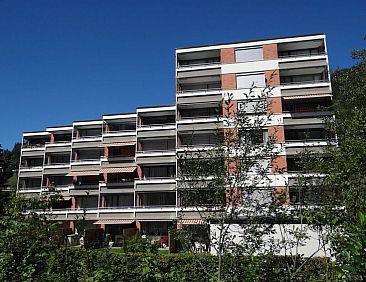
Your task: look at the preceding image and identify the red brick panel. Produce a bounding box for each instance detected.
[220,48,235,64]
[265,70,280,86]
[263,44,278,60]
[271,156,287,173]
[222,100,238,117]
[137,166,143,179]
[226,187,242,206]
[268,125,285,143]
[267,97,283,114]
[273,186,289,205]
[221,74,237,90]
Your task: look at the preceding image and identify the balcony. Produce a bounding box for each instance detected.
[18,177,42,191]
[280,66,329,89]
[178,104,221,121]
[137,115,176,139]
[71,158,101,165]
[136,138,175,162]
[138,115,175,128]
[136,192,176,207]
[278,39,325,59]
[103,122,136,137]
[177,49,220,70]
[45,141,72,154]
[177,132,218,150]
[73,125,103,145]
[285,129,327,143]
[22,133,50,149]
[41,184,70,192]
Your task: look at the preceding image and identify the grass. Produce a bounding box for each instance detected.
[109,247,170,254]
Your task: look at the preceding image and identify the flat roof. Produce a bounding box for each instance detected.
[176,32,325,50]
[103,112,136,116]
[136,104,175,110]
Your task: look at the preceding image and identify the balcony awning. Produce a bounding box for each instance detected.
[94,219,135,225]
[100,167,136,173]
[178,219,205,225]
[67,170,100,176]
[100,142,135,147]
[282,94,332,100]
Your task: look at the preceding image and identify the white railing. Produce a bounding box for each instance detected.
[278,51,326,59]
[177,87,221,94]
[137,123,175,128]
[136,149,175,154]
[177,61,220,69]
[280,79,329,86]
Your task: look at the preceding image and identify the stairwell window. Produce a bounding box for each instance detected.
[236,73,265,89]
[235,46,263,63]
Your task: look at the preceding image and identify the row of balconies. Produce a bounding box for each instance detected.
[176,38,326,69]
[176,70,329,95]
[19,124,331,169]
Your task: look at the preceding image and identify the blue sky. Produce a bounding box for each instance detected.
[0,0,365,149]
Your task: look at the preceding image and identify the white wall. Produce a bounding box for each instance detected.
[210,223,330,257]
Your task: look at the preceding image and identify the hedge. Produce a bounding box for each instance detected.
[22,248,336,282]
[40,248,335,282]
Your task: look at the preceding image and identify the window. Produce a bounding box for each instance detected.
[142,166,176,178]
[285,129,326,141]
[238,99,266,114]
[235,47,263,62]
[239,130,268,145]
[236,73,265,89]
[280,74,323,84]
[141,139,175,151]
[77,196,98,209]
[105,194,133,207]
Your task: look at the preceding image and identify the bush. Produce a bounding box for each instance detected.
[41,248,337,282]
[125,235,158,254]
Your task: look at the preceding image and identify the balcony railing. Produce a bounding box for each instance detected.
[136,149,175,154]
[177,61,221,69]
[285,138,326,142]
[45,140,72,145]
[177,143,216,149]
[43,162,70,166]
[74,184,99,189]
[18,186,42,190]
[137,176,176,181]
[179,115,219,120]
[71,159,101,164]
[278,51,326,59]
[137,123,175,128]
[102,155,135,161]
[22,144,46,149]
[19,165,43,169]
[103,129,135,134]
[280,79,329,86]
[73,135,102,140]
[177,87,221,94]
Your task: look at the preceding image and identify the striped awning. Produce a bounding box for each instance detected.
[100,167,136,173]
[178,219,205,225]
[94,219,135,225]
[100,142,135,147]
[67,170,100,176]
[282,94,332,100]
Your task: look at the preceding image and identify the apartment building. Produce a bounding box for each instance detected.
[17,33,333,242]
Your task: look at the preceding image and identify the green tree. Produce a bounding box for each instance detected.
[298,44,366,280]
[0,193,60,281]
[177,81,282,281]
